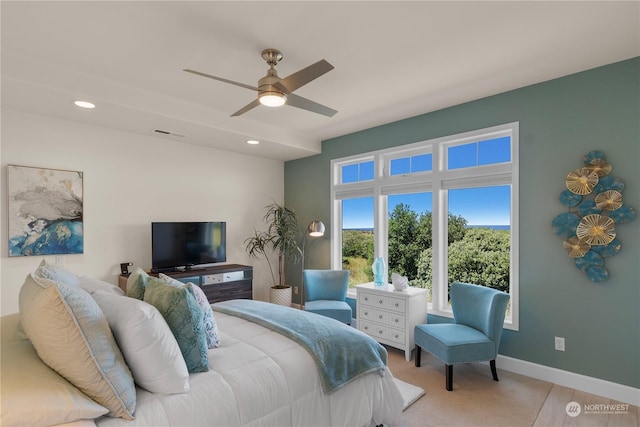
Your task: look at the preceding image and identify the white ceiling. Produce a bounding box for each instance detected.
[2,1,638,161]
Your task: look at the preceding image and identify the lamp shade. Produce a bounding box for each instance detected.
[307,220,325,237]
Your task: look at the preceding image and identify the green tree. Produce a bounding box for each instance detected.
[342,230,374,259]
[388,205,468,282]
[447,228,510,292]
[446,213,468,244]
[415,227,510,295]
[388,204,421,280]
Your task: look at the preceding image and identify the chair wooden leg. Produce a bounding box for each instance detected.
[446,364,453,391]
[415,345,422,367]
[490,359,499,381]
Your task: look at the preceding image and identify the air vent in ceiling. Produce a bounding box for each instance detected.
[153,129,185,137]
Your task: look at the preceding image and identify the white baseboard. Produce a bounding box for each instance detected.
[496,355,640,406]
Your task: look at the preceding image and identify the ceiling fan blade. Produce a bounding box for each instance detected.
[231,99,261,117]
[274,59,334,93]
[183,69,258,92]
[286,93,337,117]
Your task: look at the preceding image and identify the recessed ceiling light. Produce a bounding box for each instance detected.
[73,100,95,109]
[247,140,260,145]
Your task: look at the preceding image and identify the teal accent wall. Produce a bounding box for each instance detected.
[285,58,640,388]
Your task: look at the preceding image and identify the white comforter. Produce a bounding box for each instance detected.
[96,310,403,427]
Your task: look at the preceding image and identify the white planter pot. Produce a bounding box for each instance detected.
[269,287,292,306]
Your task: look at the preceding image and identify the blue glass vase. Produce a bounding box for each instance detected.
[372,257,385,286]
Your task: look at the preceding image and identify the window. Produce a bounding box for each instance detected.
[341,197,374,286]
[331,123,519,329]
[340,160,374,184]
[388,192,433,301]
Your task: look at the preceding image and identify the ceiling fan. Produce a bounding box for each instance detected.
[184,48,337,117]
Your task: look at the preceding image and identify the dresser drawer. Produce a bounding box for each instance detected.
[386,297,406,313]
[359,320,387,340]
[386,327,406,345]
[358,305,378,322]
[359,320,405,345]
[358,292,377,307]
[359,291,406,313]
[386,312,406,329]
[359,306,406,328]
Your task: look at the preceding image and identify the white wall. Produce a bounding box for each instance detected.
[1,109,283,315]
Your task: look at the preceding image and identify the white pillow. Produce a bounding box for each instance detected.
[34,259,82,288]
[92,291,190,394]
[19,273,136,420]
[158,273,220,348]
[80,276,125,296]
[1,313,108,427]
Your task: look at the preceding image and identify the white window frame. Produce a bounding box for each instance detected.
[331,122,519,330]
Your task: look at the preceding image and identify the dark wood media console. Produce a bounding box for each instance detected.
[119,264,253,304]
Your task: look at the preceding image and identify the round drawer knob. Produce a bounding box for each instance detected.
[378,300,383,304]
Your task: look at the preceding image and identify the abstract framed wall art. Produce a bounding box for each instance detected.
[8,165,84,256]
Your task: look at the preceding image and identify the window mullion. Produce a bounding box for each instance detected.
[432,147,448,314]
[373,153,388,266]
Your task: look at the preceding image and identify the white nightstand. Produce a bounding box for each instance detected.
[356,282,428,361]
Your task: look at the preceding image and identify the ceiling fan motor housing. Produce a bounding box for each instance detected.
[258,66,287,106]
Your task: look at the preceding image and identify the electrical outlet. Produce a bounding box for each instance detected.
[294,286,298,294]
[555,336,565,351]
[55,255,65,265]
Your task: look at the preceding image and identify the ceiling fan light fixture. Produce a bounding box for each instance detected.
[259,91,287,107]
[73,100,95,109]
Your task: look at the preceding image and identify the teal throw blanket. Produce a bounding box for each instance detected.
[212,299,387,393]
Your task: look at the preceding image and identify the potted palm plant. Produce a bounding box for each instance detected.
[245,201,301,306]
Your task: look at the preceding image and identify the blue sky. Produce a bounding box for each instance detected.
[342,137,511,228]
[342,186,511,229]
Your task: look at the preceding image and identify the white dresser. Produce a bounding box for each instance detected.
[356,283,428,361]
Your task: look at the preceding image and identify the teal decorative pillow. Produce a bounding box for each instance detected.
[126,267,148,300]
[143,276,209,373]
[19,273,136,419]
[158,274,220,349]
[188,283,221,349]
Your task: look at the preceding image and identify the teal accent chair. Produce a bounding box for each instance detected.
[303,269,352,324]
[414,282,510,391]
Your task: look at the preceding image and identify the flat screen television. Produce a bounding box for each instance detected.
[151,222,226,272]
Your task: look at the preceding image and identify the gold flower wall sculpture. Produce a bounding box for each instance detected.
[562,236,591,258]
[585,158,612,177]
[576,214,616,246]
[595,190,623,211]
[565,168,599,195]
[552,151,636,283]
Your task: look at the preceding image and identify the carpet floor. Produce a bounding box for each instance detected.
[386,346,639,427]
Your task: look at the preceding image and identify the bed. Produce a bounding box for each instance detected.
[1,267,403,427]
